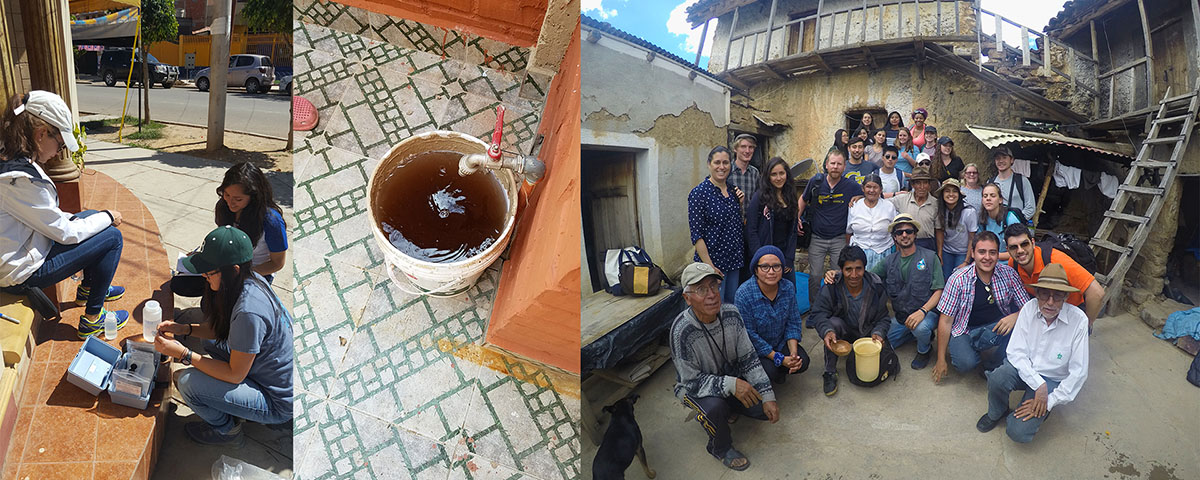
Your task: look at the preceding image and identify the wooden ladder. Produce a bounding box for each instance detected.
[1090,84,1200,312]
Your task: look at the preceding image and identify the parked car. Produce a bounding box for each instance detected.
[195,54,275,94]
[98,48,179,89]
[278,74,292,94]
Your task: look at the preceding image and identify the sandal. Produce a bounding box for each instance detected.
[719,447,750,471]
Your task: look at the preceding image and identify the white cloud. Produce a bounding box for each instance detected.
[582,0,618,20]
[667,0,714,59]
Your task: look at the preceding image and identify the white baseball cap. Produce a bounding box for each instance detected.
[12,90,78,152]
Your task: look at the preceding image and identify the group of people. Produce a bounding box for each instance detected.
[0,90,292,448]
[675,110,1102,471]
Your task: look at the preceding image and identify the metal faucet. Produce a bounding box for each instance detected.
[458,106,546,184]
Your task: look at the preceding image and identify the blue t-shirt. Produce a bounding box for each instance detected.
[895,146,920,174]
[802,174,863,239]
[250,208,288,268]
[207,273,294,417]
[688,178,745,273]
[983,211,1021,252]
[844,160,880,185]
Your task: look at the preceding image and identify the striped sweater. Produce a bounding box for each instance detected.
[670,304,775,403]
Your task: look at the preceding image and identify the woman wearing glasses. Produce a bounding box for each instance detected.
[745,157,799,284]
[0,91,129,338]
[960,163,984,213]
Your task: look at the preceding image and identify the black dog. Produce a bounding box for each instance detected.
[592,394,656,480]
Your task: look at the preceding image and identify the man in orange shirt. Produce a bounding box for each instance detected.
[1002,224,1105,329]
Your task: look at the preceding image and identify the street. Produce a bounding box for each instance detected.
[76,80,290,139]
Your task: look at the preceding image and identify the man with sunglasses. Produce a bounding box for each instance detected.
[977,263,1089,443]
[825,214,944,370]
[735,246,810,385]
[1002,224,1104,331]
[932,231,1031,383]
[877,145,907,197]
[671,262,778,471]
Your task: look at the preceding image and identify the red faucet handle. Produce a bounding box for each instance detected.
[489,105,505,159]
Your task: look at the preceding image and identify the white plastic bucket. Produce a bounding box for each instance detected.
[367,131,518,297]
[853,338,882,382]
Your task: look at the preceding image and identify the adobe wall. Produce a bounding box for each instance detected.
[741,62,1075,180]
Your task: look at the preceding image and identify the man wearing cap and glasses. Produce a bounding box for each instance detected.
[1,91,130,338]
[671,262,778,471]
[932,231,1031,383]
[976,263,1089,443]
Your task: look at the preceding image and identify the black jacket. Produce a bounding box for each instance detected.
[811,271,891,340]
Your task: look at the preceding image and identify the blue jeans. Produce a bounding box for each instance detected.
[863,246,895,272]
[176,368,291,434]
[986,359,1062,443]
[887,309,940,354]
[942,252,967,280]
[21,210,122,316]
[947,321,1010,372]
[720,268,740,305]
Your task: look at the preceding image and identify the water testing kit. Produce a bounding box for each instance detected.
[66,336,161,409]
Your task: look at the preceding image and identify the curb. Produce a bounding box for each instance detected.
[79,113,289,142]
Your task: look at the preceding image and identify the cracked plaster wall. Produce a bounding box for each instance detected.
[742,63,1072,180]
[582,41,729,278]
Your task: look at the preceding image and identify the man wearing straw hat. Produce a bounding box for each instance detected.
[888,166,938,251]
[670,262,778,471]
[976,263,1089,443]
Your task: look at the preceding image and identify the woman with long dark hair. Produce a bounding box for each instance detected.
[0,91,129,337]
[745,157,799,284]
[155,226,293,446]
[688,146,745,302]
[173,162,288,296]
[832,128,850,158]
[893,128,919,175]
[934,179,976,279]
[883,111,905,146]
[978,182,1021,260]
[929,136,964,182]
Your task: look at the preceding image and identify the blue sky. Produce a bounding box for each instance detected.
[583,0,1070,67]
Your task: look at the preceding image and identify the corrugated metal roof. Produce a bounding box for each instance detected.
[965,124,1136,159]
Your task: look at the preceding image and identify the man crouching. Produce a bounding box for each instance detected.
[976,263,1089,443]
[671,262,779,472]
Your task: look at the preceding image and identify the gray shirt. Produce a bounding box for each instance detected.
[670,304,775,403]
[208,273,294,417]
[993,173,1035,221]
[937,205,978,254]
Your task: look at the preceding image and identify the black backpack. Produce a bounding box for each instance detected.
[1038,233,1099,274]
[1189,354,1200,388]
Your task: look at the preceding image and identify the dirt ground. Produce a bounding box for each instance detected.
[85,120,293,172]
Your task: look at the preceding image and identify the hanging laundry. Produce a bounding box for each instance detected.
[1053,164,1082,189]
[1098,173,1120,198]
[1012,159,1032,177]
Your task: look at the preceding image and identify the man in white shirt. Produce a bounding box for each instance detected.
[976,263,1088,443]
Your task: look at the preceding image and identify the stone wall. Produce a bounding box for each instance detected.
[739,62,1076,180]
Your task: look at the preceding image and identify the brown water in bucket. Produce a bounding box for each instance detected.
[372,150,508,263]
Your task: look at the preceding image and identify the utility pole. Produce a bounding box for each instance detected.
[206,0,233,151]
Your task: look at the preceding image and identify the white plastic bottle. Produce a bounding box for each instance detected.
[104,311,117,340]
[142,300,161,342]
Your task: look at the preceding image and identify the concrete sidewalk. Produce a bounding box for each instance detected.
[582,311,1200,479]
[84,140,295,479]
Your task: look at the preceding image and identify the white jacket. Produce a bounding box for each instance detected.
[0,158,113,287]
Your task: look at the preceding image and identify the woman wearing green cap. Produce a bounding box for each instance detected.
[0,91,129,337]
[153,225,294,446]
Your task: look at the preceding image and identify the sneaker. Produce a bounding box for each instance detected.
[74,285,126,306]
[184,421,246,447]
[911,350,931,370]
[976,411,1006,433]
[823,372,838,396]
[77,309,129,339]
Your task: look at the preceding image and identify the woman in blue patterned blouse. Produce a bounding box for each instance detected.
[688,146,745,303]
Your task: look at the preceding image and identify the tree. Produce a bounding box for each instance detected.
[139,0,178,123]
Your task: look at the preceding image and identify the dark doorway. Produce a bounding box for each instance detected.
[582,149,642,292]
